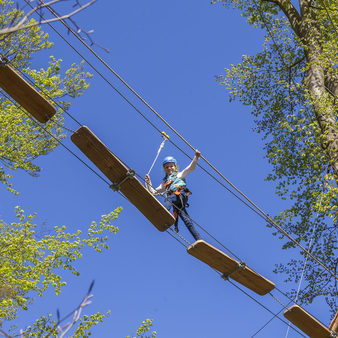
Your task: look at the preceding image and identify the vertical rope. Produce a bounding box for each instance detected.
[285,195,324,338]
[147,132,169,176]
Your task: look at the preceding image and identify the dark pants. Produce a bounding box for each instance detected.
[164,191,201,241]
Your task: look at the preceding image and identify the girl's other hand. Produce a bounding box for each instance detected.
[195,149,201,159]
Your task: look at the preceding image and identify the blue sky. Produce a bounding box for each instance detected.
[1,0,333,337]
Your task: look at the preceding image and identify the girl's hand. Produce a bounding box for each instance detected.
[145,174,150,183]
[195,149,201,159]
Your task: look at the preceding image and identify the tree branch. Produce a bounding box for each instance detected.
[0,0,96,36]
[261,0,302,37]
[16,0,61,29]
[58,294,93,337]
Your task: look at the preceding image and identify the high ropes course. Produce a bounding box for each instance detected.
[1,2,337,337]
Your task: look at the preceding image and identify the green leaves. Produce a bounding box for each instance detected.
[0,207,121,323]
[126,319,157,338]
[216,0,338,313]
[0,1,92,193]
[0,2,145,337]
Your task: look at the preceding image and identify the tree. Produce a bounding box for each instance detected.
[126,319,157,338]
[0,0,119,335]
[0,1,160,335]
[0,0,92,193]
[213,0,337,314]
[0,207,121,336]
[0,0,95,36]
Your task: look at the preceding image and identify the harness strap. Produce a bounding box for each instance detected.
[167,186,191,197]
[174,186,191,196]
[172,192,191,233]
[164,180,174,190]
[173,209,179,233]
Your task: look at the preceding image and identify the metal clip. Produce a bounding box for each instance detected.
[161,131,170,141]
[330,332,338,338]
[110,169,136,192]
[0,55,8,66]
[221,261,246,281]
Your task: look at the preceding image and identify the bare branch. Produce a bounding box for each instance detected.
[0,0,96,36]
[16,0,61,28]
[0,329,11,338]
[0,291,94,337]
[58,294,93,337]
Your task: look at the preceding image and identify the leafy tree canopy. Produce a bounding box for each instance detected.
[0,1,124,335]
[0,0,92,194]
[0,206,121,335]
[214,0,337,314]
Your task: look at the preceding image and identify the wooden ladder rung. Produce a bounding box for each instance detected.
[329,311,338,333]
[71,126,175,231]
[0,64,56,123]
[187,240,275,295]
[284,305,332,338]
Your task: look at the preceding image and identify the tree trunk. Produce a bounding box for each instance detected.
[305,58,338,181]
[275,0,338,182]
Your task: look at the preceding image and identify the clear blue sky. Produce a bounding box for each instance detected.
[1,1,332,337]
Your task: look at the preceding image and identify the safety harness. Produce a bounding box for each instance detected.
[146,133,192,234]
[164,172,191,233]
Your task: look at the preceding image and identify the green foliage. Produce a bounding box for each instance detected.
[0,3,123,335]
[213,0,337,313]
[17,311,154,337]
[126,319,157,338]
[19,314,60,337]
[0,0,92,193]
[0,206,122,322]
[15,308,111,337]
[73,311,111,338]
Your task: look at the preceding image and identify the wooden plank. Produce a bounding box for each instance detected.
[329,311,338,333]
[187,240,275,295]
[0,64,56,123]
[284,305,332,338]
[71,126,175,231]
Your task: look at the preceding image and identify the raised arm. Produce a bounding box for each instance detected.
[179,150,201,180]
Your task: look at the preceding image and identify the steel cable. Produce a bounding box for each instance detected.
[36,0,338,279]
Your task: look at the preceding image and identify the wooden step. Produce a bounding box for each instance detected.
[71,126,175,231]
[329,311,338,333]
[187,240,275,295]
[284,305,332,338]
[0,64,56,123]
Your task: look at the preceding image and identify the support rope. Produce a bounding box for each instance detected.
[37,0,338,280]
[2,4,333,334]
[285,195,324,338]
[251,301,293,337]
[147,132,169,176]
[135,171,243,261]
[225,279,306,337]
[1,77,322,338]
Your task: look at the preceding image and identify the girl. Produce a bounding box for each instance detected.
[145,150,202,241]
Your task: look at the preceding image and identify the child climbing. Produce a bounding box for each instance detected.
[145,150,202,241]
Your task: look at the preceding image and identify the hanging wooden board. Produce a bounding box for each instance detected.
[71,126,175,232]
[284,305,332,338]
[329,311,338,333]
[0,64,56,123]
[187,240,275,295]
